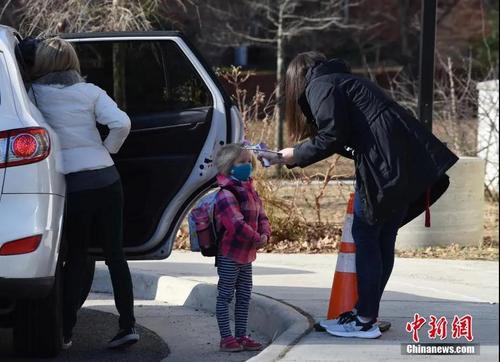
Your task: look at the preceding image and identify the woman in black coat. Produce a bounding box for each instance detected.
[277,52,458,339]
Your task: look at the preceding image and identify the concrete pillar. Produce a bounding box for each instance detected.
[234,46,249,67]
[396,157,485,250]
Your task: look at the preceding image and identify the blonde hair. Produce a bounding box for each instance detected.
[215,143,256,176]
[31,37,81,80]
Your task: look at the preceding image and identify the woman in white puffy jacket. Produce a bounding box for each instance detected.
[30,38,138,349]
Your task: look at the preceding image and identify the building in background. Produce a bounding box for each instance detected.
[477,80,500,193]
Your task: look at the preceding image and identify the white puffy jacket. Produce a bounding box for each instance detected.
[31,82,131,174]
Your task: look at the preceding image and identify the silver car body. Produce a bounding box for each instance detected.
[0,25,65,282]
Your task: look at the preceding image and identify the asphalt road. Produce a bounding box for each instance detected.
[0,308,169,361]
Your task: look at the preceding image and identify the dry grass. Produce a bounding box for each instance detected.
[175,174,499,260]
[15,0,162,36]
[245,120,356,180]
[174,66,498,260]
[484,197,499,244]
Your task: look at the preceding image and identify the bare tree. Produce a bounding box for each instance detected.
[198,0,359,155]
[386,48,499,199]
[350,0,464,78]
[388,53,475,154]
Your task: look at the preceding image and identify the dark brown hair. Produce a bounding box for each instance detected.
[285,51,326,141]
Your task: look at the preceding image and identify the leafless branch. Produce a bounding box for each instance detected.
[225,23,277,44]
[0,0,14,20]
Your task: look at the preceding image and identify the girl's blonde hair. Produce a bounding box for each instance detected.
[215,143,256,176]
[31,37,81,80]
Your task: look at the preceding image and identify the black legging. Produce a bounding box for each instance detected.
[352,192,408,319]
[62,180,135,337]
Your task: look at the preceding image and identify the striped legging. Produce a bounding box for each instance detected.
[216,255,253,338]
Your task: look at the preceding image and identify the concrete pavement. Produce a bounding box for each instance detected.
[91,266,308,361]
[0,292,264,361]
[122,251,499,361]
[2,253,495,361]
[85,294,265,362]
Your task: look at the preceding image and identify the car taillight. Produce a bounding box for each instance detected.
[0,127,50,168]
[13,134,38,157]
[0,235,42,255]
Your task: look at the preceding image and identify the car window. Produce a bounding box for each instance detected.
[73,40,213,118]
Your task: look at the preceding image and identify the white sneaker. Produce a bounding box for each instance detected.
[319,319,338,329]
[326,315,382,339]
[62,337,72,350]
[321,311,356,332]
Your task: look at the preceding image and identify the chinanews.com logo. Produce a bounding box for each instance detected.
[401,313,480,355]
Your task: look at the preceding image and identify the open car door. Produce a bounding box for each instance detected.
[63,32,243,260]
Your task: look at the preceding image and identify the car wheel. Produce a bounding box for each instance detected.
[13,263,63,358]
[79,257,96,309]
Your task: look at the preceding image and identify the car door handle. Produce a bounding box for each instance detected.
[130,121,204,134]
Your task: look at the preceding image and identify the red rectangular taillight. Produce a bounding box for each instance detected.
[0,127,50,169]
[0,235,42,255]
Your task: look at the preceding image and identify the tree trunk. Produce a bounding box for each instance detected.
[399,0,411,64]
[274,12,285,176]
[112,44,127,110]
[276,34,285,151]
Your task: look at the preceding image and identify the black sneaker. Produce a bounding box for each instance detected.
[326,315,381,339]
[108,327,139,349]
[62,336,72,350]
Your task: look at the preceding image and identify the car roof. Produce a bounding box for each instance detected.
[60,30,184,39]
[0,28,232,106]
[0,24,16,33]
[0,25,19,52]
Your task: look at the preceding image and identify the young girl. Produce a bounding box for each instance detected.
[213,143,271,352]
[30,38,138,349]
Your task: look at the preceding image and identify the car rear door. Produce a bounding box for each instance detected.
[0,52,8,195]
[63,32,243,259]
[0,50,19,198]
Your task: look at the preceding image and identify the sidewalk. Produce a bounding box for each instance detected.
[126,251,499,361]
[84,294,264,362]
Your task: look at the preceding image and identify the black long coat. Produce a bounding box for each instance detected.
[293,59,459,225]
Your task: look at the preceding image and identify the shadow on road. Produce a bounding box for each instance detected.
[0,308,169,361]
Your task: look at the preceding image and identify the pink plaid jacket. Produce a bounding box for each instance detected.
[214,174,271,264]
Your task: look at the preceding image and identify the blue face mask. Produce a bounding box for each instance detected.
[230,163,253,181]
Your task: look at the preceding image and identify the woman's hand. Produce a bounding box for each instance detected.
[278,148,295,165]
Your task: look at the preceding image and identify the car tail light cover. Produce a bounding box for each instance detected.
[12,134,38,158]
[0,127,50,168]
[0,235,43,255]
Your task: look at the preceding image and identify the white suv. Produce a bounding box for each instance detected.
[0,25,243,357]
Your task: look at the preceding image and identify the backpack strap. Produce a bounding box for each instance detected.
[219,183,245,209]
[212,184,246,268]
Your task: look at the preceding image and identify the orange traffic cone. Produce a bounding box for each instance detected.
[326,193,358,320]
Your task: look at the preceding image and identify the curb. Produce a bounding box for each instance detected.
[91,266,312,362]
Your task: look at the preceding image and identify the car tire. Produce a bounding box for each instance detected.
[79,257,96,309]
[13,263,63,358]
